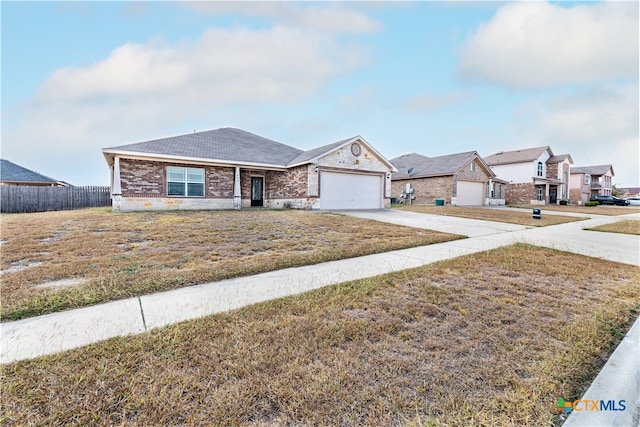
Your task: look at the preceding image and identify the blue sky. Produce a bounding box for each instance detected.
[2,1,638,186]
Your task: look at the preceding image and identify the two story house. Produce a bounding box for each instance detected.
[569,165,615,204]
[484,146,573,205]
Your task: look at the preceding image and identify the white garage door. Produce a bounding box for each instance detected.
[320,172,383,209]
[456,181,484,206]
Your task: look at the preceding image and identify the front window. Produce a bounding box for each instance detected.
[470,162,475,172]
[167,167,205,197]
[584,174,590,185]
[536,186,543,201]
[537,162,543,177]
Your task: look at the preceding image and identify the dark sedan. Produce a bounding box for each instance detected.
[590,195,630,206]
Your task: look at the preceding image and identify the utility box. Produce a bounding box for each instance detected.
[532,208,541,220]
[435,199,445,206]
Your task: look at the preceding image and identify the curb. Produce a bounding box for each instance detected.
[563,315,640,426]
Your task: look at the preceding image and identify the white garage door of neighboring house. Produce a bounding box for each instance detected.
[456,181,484,206]
[320,172,383,209]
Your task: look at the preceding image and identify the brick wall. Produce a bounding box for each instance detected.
[457,161,491,182]
[392,176,453,205]
[505,183,535,204]
[240,167,309,203]
[119,159,235,198]
[266,165,308,199]
[546,162,559,180]
[119,159,164,196]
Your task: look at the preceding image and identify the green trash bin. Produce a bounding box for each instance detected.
[435,199,445,206]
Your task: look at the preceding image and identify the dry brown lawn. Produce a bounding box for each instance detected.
[587,220,640,235]
[513,204,640,216]
[395,205,585,227]
[2,244,639,426]
[0,208,461,320]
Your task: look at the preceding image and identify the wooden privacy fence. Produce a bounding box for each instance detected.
[0,186,112,213]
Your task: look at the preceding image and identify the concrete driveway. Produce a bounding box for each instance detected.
[342,209,640,266]
[341,209,527,237]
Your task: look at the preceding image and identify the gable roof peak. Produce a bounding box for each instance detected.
[390,150,493,179]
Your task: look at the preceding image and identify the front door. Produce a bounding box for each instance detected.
[251,177,264,207]
[549,186,557,204]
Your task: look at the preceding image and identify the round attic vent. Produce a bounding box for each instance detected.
[350,142,362,157]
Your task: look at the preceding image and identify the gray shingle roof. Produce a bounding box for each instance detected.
[104,128,304,167]
[288,137,355,165]
[485,146,551,165]
[0,159,60,184]
[547,154,573,164]
[390,151,481,179]
[571,165,614,176]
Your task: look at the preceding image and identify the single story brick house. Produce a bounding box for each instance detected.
[102,128,396,211]
[389,151,498,206]
[484,146,573,205]
[0,159,67,187]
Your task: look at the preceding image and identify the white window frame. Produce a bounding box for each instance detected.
[537,162,543,177]
[167,166,205,197]
[470,162,475,172]
[584,174,591,185]
[536,186,543,201]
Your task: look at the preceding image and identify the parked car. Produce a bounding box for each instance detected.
[624,197,640,206]
[590,195,630,206]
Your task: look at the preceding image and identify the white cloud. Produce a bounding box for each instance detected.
[181,2,382,34]
[401,91,471,112]
[539,85,638,144]
[5,23,372,184]
[458,1,639,88]
[515,83,639,185]
[36,25,369,106]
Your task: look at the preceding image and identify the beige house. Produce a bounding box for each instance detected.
[390,151,497,206]
[569,165,615,204]
[102,128,396,211]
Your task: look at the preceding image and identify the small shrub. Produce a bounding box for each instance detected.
[559,200,568,205]
[585,201,599,207]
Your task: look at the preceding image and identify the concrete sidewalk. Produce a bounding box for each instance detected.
[2,210,637,364]
[562,315,640,427]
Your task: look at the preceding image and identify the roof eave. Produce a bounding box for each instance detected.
[102,149,289,171]
[288,136,398,172]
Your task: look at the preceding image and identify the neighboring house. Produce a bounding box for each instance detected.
[620,187,640,198]
[569,165,615,204]
[102,128,396,211]
[484,146,572,205]
[0,159,67,187]
[389,151,497,206]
